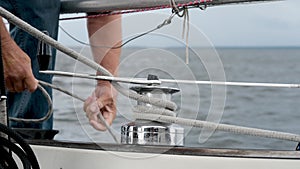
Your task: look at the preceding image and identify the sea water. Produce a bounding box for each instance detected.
[52,47,300,150]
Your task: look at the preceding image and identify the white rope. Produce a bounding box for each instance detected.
[171,0,190,64]
[133,105,176,117]
[9,84,53,123]
[0,96,7,127]
[181,7,190,64]
[135,113,300,142]
[38,80,84,102]
[39,81,120,144]
[170,0,180,13]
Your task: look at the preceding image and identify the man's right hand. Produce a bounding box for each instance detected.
[1,18,38,92]
[2,39,38,92]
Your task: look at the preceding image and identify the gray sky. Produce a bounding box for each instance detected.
[58,0,300,47]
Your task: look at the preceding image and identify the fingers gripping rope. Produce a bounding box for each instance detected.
[39,81,119,143]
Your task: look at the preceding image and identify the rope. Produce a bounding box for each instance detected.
[135,113,300,142]
[133,105,176,117]
[182,7,190,64]
[9,84,53,123]
[39,81,119,144]
[170,0,180,14]
[0,96,7,127]
[0,123,40,169]
[38,80,84,102]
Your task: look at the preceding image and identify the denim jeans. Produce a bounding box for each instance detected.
[0,0,60,129]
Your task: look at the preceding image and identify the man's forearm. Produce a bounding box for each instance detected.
[87,15,121,76]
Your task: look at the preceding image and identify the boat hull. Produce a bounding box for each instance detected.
[27,140,300,169]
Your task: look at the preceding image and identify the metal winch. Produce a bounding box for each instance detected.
[121,75,184,146]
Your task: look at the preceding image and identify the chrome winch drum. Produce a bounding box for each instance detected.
[121,83,184,146]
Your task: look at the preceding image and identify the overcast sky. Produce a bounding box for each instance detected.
[58,0,300,47]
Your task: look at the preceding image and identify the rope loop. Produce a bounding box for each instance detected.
[9,84,53,123]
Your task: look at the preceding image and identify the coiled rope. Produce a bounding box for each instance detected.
[2,6,300,144]
[135,113,300,142]
[0,123,40,169]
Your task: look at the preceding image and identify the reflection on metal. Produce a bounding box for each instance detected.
[121,121,184,146]
[121,76,184,146]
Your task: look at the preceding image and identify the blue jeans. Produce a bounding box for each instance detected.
[0,0,60,129]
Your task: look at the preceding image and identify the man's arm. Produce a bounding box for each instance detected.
[83,15,121,131]
[0,17,37,92]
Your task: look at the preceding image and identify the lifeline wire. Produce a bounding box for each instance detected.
[39,70,161,85]
[60,3,191,63]
[59,0,194,65]
[40,70,300,89]
[160,79,300,88]
[59,12,177,49]
[60,6,190,63]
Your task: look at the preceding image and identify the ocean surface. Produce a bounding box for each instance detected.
[52,47,300,150]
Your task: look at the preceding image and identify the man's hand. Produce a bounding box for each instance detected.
[1,18,38,92]
[85,15,121,131]
[83,82,117,131]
